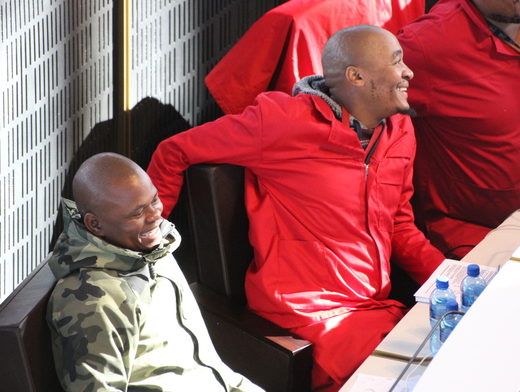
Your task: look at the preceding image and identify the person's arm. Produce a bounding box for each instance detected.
[147,93,275,217]
[390,129,444,284]
[205,11,292,115]
[48,273,140,392]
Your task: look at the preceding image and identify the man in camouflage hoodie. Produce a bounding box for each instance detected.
[47,152,263,392]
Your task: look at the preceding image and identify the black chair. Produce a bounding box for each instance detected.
[0,256,64,392]
[185,163,313,392]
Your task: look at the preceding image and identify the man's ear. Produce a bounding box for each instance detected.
[84,212,103,236]
[346,65,365,86]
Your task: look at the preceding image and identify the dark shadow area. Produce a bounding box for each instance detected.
[389,263,421,308]
[51,97,198,282]
[426,0,439,12]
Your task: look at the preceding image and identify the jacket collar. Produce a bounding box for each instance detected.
[49,198,181,280]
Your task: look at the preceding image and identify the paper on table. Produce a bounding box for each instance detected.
[414,259,498,303]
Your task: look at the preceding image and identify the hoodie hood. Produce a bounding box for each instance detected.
[292,75,343,120]
[49,198,181,280]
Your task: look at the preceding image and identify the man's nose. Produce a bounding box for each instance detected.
[146,203,162,221]
[403,62,414,80]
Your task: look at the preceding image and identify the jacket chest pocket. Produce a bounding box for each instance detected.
[375,155,410,232]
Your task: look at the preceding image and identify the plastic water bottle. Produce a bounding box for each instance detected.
[439,299,462,343]
[429,276,457,327]
[429,324,442,356]
[461,264,487,312]
[429,276,457,356]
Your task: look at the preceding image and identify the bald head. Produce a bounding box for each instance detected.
[323,25,380,73]
[322,25,395,87]
[320,24,413,128]
[72,152,164,251]
[73,152,146,217]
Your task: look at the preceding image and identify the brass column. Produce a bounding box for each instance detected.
[114,0,132,157]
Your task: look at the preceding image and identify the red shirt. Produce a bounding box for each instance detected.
[398,0,520,257]
[206,0,426,114]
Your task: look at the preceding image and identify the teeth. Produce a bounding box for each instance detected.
[140,227,158,237]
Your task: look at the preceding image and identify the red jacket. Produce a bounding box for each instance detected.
[147,91,443,329]
[206,0,426,115]
[398,0,520,257]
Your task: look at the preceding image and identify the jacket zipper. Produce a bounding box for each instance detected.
[173,282,228,391]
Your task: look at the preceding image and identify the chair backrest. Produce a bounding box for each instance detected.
[0,256,64,392]
[185,164,253,306]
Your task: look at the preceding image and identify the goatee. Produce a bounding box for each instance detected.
[398,107,417,117]
[489,14,520,24]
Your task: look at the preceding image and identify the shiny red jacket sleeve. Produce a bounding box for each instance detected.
[147,99,265,217]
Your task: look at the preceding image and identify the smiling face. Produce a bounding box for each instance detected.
[89,173,164,252]
[357,31,414,122]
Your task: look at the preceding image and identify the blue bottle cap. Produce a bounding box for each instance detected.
[436,276,449,289]
[446,298,459,311]
[467,264,480,277]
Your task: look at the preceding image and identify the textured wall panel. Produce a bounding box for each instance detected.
[0,0,113,302]
[130,0,284,127]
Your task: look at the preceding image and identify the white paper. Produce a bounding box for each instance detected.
[414,259,498,303]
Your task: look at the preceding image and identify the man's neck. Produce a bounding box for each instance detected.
[472,0,520,44]
[492,21,520,43]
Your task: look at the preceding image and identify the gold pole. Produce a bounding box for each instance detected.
[114,0,132,157]
[123,0,131,112]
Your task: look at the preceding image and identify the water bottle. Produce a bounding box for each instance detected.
[461,264,487,312]
[439,299,462,343]
[429,276,457,356]
[429,276,457,327]
[429,324,442,356]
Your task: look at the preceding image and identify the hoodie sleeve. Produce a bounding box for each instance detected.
[47,269,140,392]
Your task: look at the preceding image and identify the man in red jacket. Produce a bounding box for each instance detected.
[398,0,520,259]
[148,25,444,392]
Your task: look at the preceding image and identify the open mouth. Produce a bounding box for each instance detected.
[139,225,161,238]
[397,85,409,101]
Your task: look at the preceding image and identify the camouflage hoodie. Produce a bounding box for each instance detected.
[47,199,263,392]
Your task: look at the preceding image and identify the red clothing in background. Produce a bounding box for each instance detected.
[147,91,443,385]
[398,0,520,258]
[206,0,425,114]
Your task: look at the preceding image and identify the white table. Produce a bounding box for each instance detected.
[340,209,520,391]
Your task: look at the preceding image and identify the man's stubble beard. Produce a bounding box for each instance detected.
[398,107,417,117]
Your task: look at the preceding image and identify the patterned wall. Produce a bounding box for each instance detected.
[0,0,284,302]
[0,0,113,302]
[130,0,284,127]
